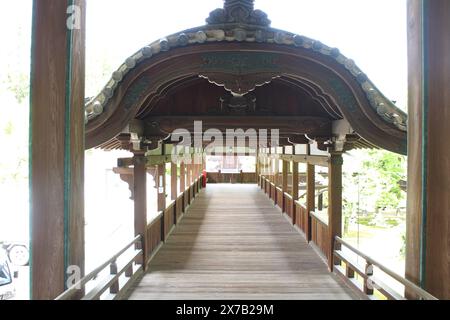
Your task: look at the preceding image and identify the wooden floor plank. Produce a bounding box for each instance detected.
[127,184,356,300]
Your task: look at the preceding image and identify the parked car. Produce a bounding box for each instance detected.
[0,249,15,300]
[1,242,29,266]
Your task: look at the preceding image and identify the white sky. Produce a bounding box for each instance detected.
[84,0,408,109]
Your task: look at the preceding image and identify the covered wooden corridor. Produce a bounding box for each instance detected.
[127,184,355,300]
[29,0,449,301]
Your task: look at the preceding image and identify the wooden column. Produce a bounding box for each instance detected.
[156,163,166,242]
[30,0,86,299]
[180,162,186,193]
[274,156,280,186]
[328,153,343,271]
[292,161,299,225]
[186,163,192,185]
[180,162,186,211]
[306,164,315,242]
[156,164,166,212]
[282,160,289,212]
[171,162,177,201]
[255,147,260,184]
[133,154,147,266]
[406,0,450,299]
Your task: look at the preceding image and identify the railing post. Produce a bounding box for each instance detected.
[125,264,133,278]
[363,263,374,295]
[109,261,119,294]
[306,164,315,242]
[328,152,343,271]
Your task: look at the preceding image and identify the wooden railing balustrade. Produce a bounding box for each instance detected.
[310,211,329,259]
[260,174,437,300]
[294,201,308,233]
[56,175,204,301]
[55,235,143,300]
[334,236,437,300]
[261,175,329,258]
[146,176,203,261]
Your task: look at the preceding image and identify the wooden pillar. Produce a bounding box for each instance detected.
[306,164,315,241]
[255,147,260,184]
[180,162,186,211]
[274,156,280,186]
[292,161,299,225]
[406,0,450,299]
[171,162,177,201]
[328,153,343,271]
[180,162,186,193]
[282,160,288,212]
[133,154,147,266]
[30,0,86,299]
[156,164,166,212]
[156,163,166,242]
[186,163,192,185]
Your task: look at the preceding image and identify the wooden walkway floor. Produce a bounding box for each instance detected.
[127,184,356,300]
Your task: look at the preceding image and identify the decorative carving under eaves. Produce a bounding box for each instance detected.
[199,52,281,95]
[200,73,280,96]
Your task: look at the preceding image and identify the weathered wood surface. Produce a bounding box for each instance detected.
[127,184,355,300]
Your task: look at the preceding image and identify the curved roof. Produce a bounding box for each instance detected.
[84,0,407,154]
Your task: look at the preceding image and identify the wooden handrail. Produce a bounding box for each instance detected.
[334,236,437,300]
[310,210,328,226]
[283,192,293,200]
[294,200,306,209]
[56,173,204,301]
[55,235,143,300]
[147,212,164,228]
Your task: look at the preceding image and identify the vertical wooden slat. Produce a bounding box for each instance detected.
[30,0,86,299]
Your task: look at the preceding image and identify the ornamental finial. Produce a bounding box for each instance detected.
[206,0,271,26]
[224,0,254,11]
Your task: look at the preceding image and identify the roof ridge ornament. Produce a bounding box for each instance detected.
[206,0,271,27]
